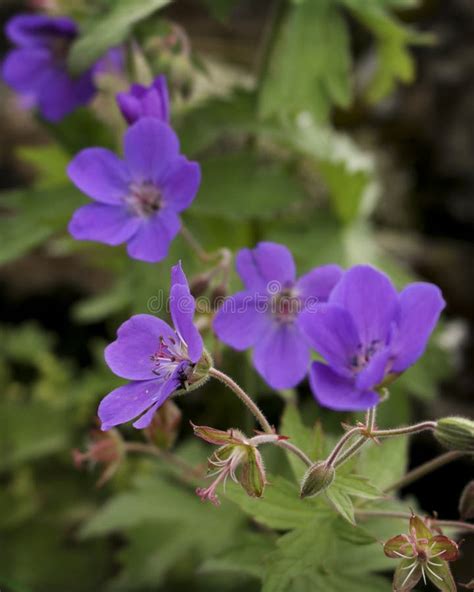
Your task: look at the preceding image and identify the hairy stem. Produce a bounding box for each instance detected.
[355,510,474,533]
[372,421,437,438]
[326,427,362,467]
[209,368,312,467]
[209,367,273,433]
[384,451,466,493]
[334,436,368,468]
[180,224,212,262]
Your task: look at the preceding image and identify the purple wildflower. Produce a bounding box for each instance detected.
[213,242,343,389]
[2,13,95,121]
[67,117,200,262]
[300,265,445,411]
[99,262,207,430]
[116,75,170,125]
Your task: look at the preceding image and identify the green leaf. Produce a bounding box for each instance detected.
[0,185,83,264]
[226,476,329,530]
[201,533,275,579]
[259,0,351,123]
[334,473,382,500]
[68,0,171,75]
[192,152,309,221]
[0,400,71,470]
[357,435,408,490]
[325,483,355,524]
[16,145,69,188]
[201,0,236,21]
[340,0,430,103]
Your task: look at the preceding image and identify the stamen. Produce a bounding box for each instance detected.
[402,561,419,587]
[425,563,443,581]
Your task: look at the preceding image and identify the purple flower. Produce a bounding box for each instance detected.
[2,14,96,121]
[116,75,170,125]
[99,262,207,430]
[213,242,343,389]
[68,117,201,262]
[300,265,445,411]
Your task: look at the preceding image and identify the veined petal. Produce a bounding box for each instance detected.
[213,291,272,351]
[299,304,360,375]
[391,282,445,373]
[160,156,201,213]
[309,362,379,411]
[170,282,203,363]
[330,265,399,347]
[99,379,164,431]
[126,209,180,263]
[296,264,343,302]
[252,322,309,389]
[236,242,296,292]
[68,203,140,245]
[124,118,179,182]
[67,148,130,204]
[105,314,176,380]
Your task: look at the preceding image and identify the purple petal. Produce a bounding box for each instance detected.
[93,46,124,76]
[213,291,272,350]
[252,322,310,389]
[355,347,391,391]
[124,118,180,182]
[298,304,360,376]
[161,156,201,213]
[105,314,176,380]
[391,282,445,373]
[330,265,399,347]
[67,148,130,204]
[98,379,164,430]
[125,209,181,262]
[132,401,161,429]
[170,283,203,363]
[236,242,296,292]
[5,14,77,47]
[37,68,94,122]
[2,48,51,94]
[309,362,379,411]
[171,260,187,287]
[116,93,142,125]
[296,264,343,302]
[68,203,140,245]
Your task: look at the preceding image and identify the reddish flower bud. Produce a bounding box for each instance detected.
[144,400,182,449]
[73,428,124,487]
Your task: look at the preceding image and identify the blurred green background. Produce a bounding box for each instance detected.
[0,0,472,590]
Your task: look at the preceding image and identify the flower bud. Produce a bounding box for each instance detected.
[144,400,182,449]
[435,417,474,452]
[73,428,124,487]
[190,273,211,298]
[459,480,474,520]
[300,461,335,499]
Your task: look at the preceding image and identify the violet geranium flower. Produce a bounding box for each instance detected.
[2,14,96,121]
[99,262,209,430]
[116,75,170,125]
[300,265,445,411]
[213,242,343,389]
[68,117,201,262]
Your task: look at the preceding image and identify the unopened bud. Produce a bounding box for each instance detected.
[190,273,211,298]
[459,480,474,520]
[240,446,266,498]
[435,417,474,452]
[300,461,335,498]
[144,400,182,449]
[211,284,228,309]
[73,428,124,487]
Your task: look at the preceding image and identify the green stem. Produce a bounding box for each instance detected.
[334,436,368,468]
[124,442,203,478]
[180,224,213,262]
[384,450,466,493]
[209,368,312,467]
[209,367,273,433]
[326,427,362,467]
[372,421,437,438]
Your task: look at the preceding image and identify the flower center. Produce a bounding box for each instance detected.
[127,181,162,217]
[272,288,301,323]
[349,339,382,373]
[150,335,184,377]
